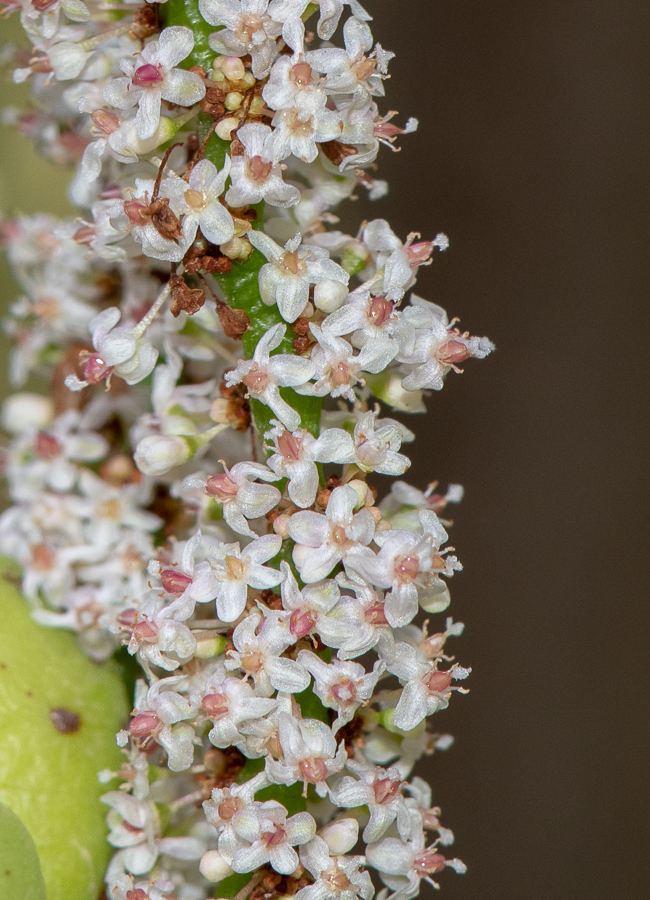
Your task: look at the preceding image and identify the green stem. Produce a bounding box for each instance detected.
[164,0,322,447]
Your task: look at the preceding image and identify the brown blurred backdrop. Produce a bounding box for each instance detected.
[1,2,649,898]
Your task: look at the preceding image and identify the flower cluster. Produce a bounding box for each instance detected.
[1,1,493,898]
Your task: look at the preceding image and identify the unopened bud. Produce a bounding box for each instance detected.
[320,818,359,855]
[200,850,233,883]
[314,279,348,313]
[365,371,425,413]
[134,434,191,476]
[222,56,245,81]
[419,583,451,614]
[1,393,53,434]
[195,635,228,659]
[224,91,244,111]
[272,513,291,539]
[215,116,240,140]
[347,479,368,510]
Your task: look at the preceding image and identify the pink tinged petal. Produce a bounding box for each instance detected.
[393,680,429,732]
[135,89,162,139]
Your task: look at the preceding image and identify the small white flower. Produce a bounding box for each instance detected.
[329,760,411,843]
[225,323,315,431]
[225,610,310,696]
[127,676,197,771]
[297,649,384,730]
[287,484,376,583]
[231,800,316,874]
[265,712,347,796]
[65,306,159,391]
[297,324,395,402]
[103,27,206,139]
[265,419,353,508]
[204,461,281,538]
[200,0,307,78]
[203,771,269,861]
[226,124,300,208]
[249,232,348,324]
[345,410,410,476]
[297,834,374,900]
[161,158,234,246]
[198,672,277,747]
[366,828,466,894]
[278,562,345,642]
[190,533,283,621]
[347,509,459,627]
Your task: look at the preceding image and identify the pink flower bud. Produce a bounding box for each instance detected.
[129,711,161,737]
[35,431,62,460]
[160,569,192,594]
[132,64,163,88]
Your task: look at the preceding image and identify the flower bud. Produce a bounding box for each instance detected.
[347,479,369,510]
[216,116,240,140]
[365,371,425,413]
[134,434,191,476]
[320,818,359,855]
[195,636,228,659]
[1,393,53,434]
[200,850,233,883]
[314,279,348,313]
[419,583,451,614]
[222,56,245,81]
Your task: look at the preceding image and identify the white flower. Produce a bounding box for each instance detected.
[265,712,347,796]
[103,27,206,139]
[345,411,410,476]
[198,672,277,747]
[287,484,376,583]
[161,158,234,246]
[200,0,307,78]
[296,325,395,402]
[226,124,300,208]
[297,834,374,900]
[270,92,343,163]
[101,793,203,875]
[297,650,384,730]
[366,828,466,895]
[249,232,349,324]
[265,420,353,508]
[204,461,281,538]
[231,800,316,874]
[316,572,395,662]
[307,17,393,108]
[203,771,269,862]
[321,290,402,350]
[225,323,315,431]
[127,676,197,771]
[263,20,322,112]
[328,760,411,843]
[124,590,197,673]
[190,533,283,621]
[65,305,159,391]
[404,776,455,846]
[225,610,310,696]
[347,509,459,627]
[386,641,469,733]
[397,296,495,391]
[279,562,345,641]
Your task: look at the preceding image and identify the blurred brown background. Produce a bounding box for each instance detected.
[1,2,649,898]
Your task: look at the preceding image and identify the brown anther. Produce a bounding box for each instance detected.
[316,488,331,510]
[230,135,246,156]
[189,65,207,78]
[320,140,358,167]
[200,83,226,119]
[292,317,310,336]
[169,274,206,317]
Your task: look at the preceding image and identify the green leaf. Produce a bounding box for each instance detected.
[0,802,46,900]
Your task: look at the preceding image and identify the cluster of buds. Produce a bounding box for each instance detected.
[0,0,493,898]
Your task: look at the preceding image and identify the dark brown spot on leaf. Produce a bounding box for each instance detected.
[50,707,81,734]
